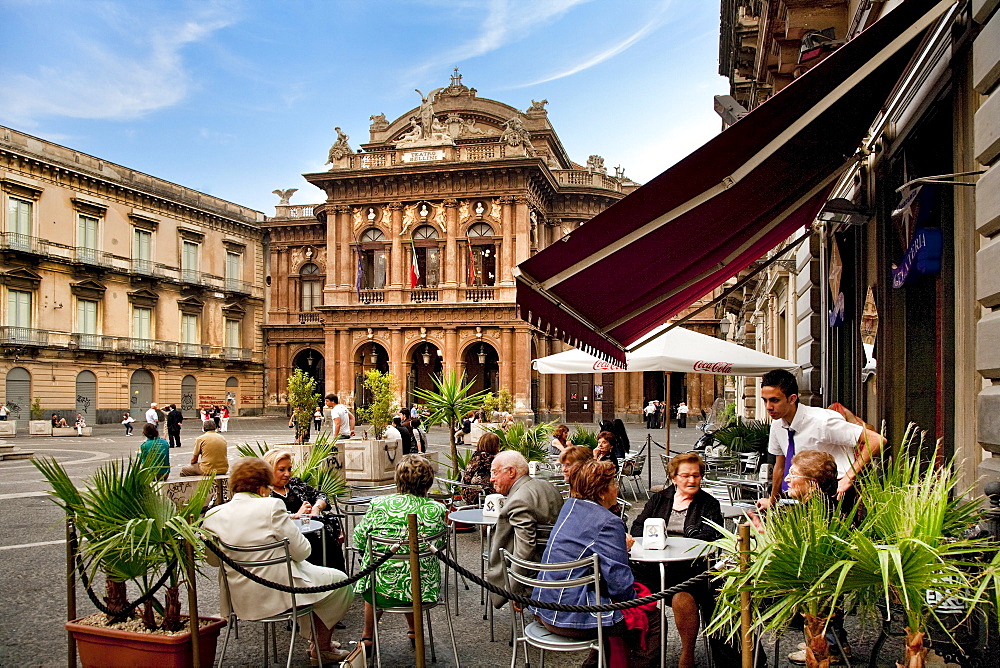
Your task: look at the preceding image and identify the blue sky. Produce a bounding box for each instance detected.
[0,0,729,215]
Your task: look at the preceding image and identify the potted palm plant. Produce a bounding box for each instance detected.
[237,437,350,500]
[350,369,400,484]
[33,449,225,667]
[707,424,1000,668]
[413,370,488,479]
[29,396,51,435]
[483,420,555,463]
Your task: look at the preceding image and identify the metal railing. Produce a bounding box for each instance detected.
[358,289,385,304]
[130,258,159,277]
[464,287,495,301]
[224,278,251,294]
[0,232,48,255]
[180,269,202,285]
[74,247,112,267]
[0,326,49,346]
[71,333,111,351]
[221,346,251,361]
[178,343,210,358]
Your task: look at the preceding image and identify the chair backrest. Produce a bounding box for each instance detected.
[535,523,555,549]
[215,537,299,616]
[366,526,450,562]
[500,548,602,594]
[628,455,646,476]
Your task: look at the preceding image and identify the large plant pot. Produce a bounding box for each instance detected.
[28,420,50,435]
[66,615,226,668]
[0,420,17,437]
[469,422,499,447]
[344,438,399,485]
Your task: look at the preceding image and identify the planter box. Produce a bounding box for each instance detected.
[52,427,92,437]
[272,442,346,470]
[29,420,50,435]
[66,615,226,668]
[469,422,499,447]
[344,438,400,485]
[0,420,16,438]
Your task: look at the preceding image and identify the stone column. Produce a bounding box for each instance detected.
[443,199,458,291]
[500,327,515,392]
[499,196,515,286]
[334,206,351,290]
[513,328,532,415]
[323,327,338,396]
[444,327,458,371]
[339,328,352,398]
[513,196,531,267]
[390,329,404,384]
[275,248,289,315]
[388,202,404,288]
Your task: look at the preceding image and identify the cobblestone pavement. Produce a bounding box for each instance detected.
[1,419,901,666]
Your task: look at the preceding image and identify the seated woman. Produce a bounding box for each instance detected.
[786,450,839,504]
[530,460,649,667]
[461,432,500,504]
[203,458,352,664]
[593,430,620,474]
[549,424,571,455]
[51,413,69,428]
[138,423,170,480]
[353,454,447,650]
[629,452,723,668]
[262,449,346,572]
[559,445,593,482]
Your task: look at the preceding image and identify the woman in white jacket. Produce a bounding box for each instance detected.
[203,457,353,664]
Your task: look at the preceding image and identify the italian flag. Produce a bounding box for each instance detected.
[409,240,420,288]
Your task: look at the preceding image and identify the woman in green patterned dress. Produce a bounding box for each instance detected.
[353,454,447,647]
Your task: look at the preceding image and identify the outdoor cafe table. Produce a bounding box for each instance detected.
[291,516,326,565]
[630,536,714,668]
[447,507,499,638]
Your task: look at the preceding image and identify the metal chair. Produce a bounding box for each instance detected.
[503,549,607,668]
[366,528,460,668]
[617,454,649,500]
[214,537,323,668]
[339,484,397,575]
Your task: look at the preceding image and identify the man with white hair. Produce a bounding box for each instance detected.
[145,402,160,426]
[485,451,564,607]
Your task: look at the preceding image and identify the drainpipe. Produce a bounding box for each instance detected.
[818,221,829,405]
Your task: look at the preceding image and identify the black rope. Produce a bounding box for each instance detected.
[76,552,176,621]
[202,538,402,594]
[429,546,718,612]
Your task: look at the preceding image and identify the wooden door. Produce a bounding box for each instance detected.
[565,374,593,424]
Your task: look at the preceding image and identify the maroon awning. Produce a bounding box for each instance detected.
[514,0,952,365]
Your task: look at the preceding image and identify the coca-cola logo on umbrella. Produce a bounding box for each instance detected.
[693,360,733,373]
[592,360,626,371]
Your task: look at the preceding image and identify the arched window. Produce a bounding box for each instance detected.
[410,226,440,287]
[467,223,497,287]
[359,228,387,289]
[4,367,31,420]
[300,262,321,311]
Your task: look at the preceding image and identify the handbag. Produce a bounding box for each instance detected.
[337,642,366,668]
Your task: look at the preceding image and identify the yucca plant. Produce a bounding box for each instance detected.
[570,426,598,449]
[484,420,555,463]
[445,446,475,478]
[235,435,349,499]
[712,419,770,455]
[33,449,213,631]
[414,370,489,478]
[707,423,1000,668]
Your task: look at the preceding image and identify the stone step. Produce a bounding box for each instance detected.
[0,450,34,461]
[0,445,14,454]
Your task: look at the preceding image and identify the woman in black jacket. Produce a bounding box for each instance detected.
[629,452,722,668]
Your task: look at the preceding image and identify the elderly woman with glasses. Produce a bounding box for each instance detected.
[629,452,723,668]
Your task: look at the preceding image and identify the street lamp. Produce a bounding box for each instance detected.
[719,315,732,338]
[369,347,378,365]
[477,345,487,365]
[421,345,431,366]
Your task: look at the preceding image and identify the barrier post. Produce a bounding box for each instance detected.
[646,434,653,491]
[185,541,201,668]
[408,513,426,668]
[739,523,752,668]
[66,517,77,668]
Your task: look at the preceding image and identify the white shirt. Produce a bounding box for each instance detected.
[677,404,689,414]
[330,403,351,436]
[644,403,656,415]
[767,403,864,478]
[383,425,402,442]
[145,408,159,424]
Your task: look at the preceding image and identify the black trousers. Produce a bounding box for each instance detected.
[168,428,182,448]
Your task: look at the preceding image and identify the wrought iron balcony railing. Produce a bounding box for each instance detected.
[178,343,211,358]
[0,326,49,346]
[221,347,252,361]
[74,247,112,267]
[224,278,251,294]
[180,269,203,285]
[0,232,48,255]
[71,333,112,351]
[130,258,160,277]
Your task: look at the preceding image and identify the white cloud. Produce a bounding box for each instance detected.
[406,0,592,82]
[0,2,236,125]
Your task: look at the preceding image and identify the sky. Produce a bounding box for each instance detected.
[0,0,730,215]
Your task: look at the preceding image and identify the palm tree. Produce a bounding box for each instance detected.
[237,435,350,500]
[483,421,555,463]
[413,370,488,478]
[33,449,212,631]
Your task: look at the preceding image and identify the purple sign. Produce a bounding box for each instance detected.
[892,228,942,288]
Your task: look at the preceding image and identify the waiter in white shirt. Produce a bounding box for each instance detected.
[756,369,884,510]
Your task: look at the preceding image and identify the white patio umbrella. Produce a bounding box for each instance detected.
[532,324,797,376]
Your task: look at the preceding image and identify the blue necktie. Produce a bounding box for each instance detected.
[781,428,796,492]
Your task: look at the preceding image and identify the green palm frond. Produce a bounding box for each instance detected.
[484,420,554,463]
[712,419,771,454]
[235,441,270,458]
[414,369,489,477]
[570,427,598,449]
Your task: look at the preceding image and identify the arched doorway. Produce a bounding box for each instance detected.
[4,367,31,420]
[75,371,97,422]
[181,375,197,417]
[463,342,499,395]
[130,369,154,413]
[408,342,442,406]
[354,342,389,410]
[226,377,239,415]
[292,348,324,398]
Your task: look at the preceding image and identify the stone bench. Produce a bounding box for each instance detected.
[158,475,229,508]
[51,427,92,437]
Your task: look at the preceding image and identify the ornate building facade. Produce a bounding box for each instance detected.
[264,73,723,422]
[0,127,266,423]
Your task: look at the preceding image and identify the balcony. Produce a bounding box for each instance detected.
[0,233,48,256]
[178,343,211,358]
[180,269,203,285]
[409,289,439,303]
[464,287,496,302]
[298,312,324,324]
[130,258,160,277]
[0,326,49,346]
[358,289,385,304]
[74,247,112,267]
[221,347,252,361]
[119,338,176,356]
[224,278,251,295]
[71,333,112,351]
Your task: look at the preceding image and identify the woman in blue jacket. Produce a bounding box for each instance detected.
[529,460,641,667]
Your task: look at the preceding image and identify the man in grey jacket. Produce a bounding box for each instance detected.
[485,451,564,608]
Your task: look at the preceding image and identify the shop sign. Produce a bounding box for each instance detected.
[892,227,942,288]
[402,150,445,163]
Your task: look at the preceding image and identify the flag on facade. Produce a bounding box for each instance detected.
[409,239,420,288]
[468,243,476,285]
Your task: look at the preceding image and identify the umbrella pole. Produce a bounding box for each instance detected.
[664,371,671,460]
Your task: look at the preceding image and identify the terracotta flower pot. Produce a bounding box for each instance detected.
[66,616,226,668]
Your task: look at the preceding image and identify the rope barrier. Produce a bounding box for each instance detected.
[75,553,176,621]
[428,545,720,612]
[201,538,403,594]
